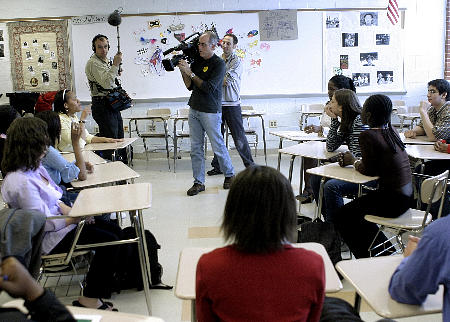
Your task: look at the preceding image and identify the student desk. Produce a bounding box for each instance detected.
[399,133,434,145]
[4,299,164,321]
[306,163,378,219]
[270,130,326,170]
[69,183,154,315]
[61,150,107,165]
[279,141,347,213]
[124,113,171,168]
[336,256,443,319]
[240,109,267,165]
[84,137,137,162]
[406,144,450,160]
[70,161,139,188]
[170,112,189,173]
[175,242,342,322]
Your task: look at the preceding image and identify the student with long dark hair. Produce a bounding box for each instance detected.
[196,166,325,321]
[300,75,356,204]
[1,117,122,311]
[335,94,412,258]
[310,89,370,223]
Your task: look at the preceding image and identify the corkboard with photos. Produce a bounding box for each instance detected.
[8,20,71,92]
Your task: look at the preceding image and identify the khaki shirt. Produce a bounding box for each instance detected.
[85,54,119,97]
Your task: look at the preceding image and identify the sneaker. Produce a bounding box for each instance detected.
[223,176,234,189]
[207,168,223,176]
[187,183,205,196]
[296,191,314,204]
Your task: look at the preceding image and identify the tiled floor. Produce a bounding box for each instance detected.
[0,149,442,321]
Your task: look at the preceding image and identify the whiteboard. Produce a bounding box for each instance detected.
[71,11,323,101]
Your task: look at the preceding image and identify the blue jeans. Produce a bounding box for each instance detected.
[188,109,234,184]
[211,105,254,169]
[311,174,377,224]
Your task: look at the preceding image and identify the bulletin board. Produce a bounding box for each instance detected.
[325,10,404,93]
[71,11,323,101]
[8,20,71,92]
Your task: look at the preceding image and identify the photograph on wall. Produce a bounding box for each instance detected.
[41,70,49,84]
[52,62,57,69]
[326,13,340,29]
[360,52,378,66]
[0,30,4,41]
[342,33,358,47]
[360,12,378,26]
[340,55,348,69]
[27,65,34,73]
[376,34,390,45]
[352,73,370,87]
[377,71,394,84]
[0,44,4,58]
[32,39,38,46]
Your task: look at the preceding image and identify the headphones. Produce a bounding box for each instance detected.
[92,34,110,52]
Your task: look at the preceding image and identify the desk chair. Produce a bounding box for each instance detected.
[397,106,421,132]
[225,105,258,156]
[365,170,449,257]
[299,104,324,129]
[131,108,171,170]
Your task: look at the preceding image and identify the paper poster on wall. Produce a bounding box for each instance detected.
[325,11,404,93]
[258,9,298,41]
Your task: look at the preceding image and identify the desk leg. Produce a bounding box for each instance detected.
[191,299,196,322]
[316,177,325,220]
[288,156,296,182]
[298,157,304,213]
[260,116,267,165]
[173,120,178,173]
[163,120,171,171]
[133,209,152,315]
[354,293,361,313]
[277,138,283,171]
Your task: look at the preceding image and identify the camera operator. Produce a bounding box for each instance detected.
[207,33,254,176]
[178,31,235,196]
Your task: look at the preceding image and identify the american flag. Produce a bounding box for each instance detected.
[387,0,400,25]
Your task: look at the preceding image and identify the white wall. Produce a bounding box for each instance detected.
[0,0,445,151]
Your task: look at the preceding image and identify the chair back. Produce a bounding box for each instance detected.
[393,100,405,107]
[420,170,449,220]
[241,105,254,111]
[177,108,190,117]
[147,108,171,117]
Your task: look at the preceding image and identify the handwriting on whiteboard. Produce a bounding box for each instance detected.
[71,15,108,25]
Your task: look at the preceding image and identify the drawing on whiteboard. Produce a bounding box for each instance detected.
[149,47,164,76]
[247,30,258,37]
[148,20,161,29]
[260,42,270,51]
[235,48,246,59]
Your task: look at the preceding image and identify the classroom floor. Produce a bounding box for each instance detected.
[0,149,442,321]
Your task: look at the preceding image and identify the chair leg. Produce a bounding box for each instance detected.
[254,133,258,157]
[142,138,149,162]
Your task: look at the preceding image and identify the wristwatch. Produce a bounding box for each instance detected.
[190,72,196,79]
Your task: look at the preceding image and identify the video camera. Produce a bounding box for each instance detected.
[162,26,217,71]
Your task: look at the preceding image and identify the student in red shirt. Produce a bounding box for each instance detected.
[195,166,325,322]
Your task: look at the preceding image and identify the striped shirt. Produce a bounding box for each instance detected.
[418,101,450,140]
[326,115,368,157]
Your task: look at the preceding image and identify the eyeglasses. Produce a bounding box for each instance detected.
[428,89,438,94]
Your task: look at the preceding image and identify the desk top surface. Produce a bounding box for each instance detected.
[406,144,450,160]
[307,162,379,184]
[241,110,265,117]
[70,182,151,217]
[62,150,107,165]
[336,256,443,319]
[124,114,171,121]
[270,130,326,142]
[3,299,163,321]
[70,161,140,188]
[399,133,434,145]
[279,141,347,159]
[83,137,137,151]
[175,243,342,300]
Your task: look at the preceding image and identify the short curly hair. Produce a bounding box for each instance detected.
[1,117,49,174]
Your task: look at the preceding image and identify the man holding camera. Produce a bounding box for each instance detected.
[207,33,254,176]
[178,31,234,196]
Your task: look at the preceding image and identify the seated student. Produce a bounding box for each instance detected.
[309,89,370,223]
[0,256,75,322]
[1,117,122,311]
[53,89,122,152]
[389,215,450,321]
[196,166,325,321]
[335,95,412,258]
[36,110,92,185]
[0,106,20,176]
[404,78,450,141]
[301,75,357,204]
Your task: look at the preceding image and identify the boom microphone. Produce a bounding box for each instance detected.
[108,9,122,27]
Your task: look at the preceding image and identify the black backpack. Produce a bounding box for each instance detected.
[114,226,165,291]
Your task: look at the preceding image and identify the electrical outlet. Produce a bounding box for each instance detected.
[123,125,129,132]
[269,120,278,128]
